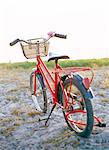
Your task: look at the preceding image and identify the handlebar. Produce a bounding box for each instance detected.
[10,32,67,46]
[10,39,20,46]
[47,32,67,39]
[54,33,67,39]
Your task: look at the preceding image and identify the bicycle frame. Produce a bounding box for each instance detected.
[33,54,94,108]
[33,55,63,105]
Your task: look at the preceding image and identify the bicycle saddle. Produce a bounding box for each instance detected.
[48,52,70,62]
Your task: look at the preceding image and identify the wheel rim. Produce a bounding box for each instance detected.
[63,83,88,132]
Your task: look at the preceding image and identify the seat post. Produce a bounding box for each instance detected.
[55,59,58,68]
[54,59,59,105]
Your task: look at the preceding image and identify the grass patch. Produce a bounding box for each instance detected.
[98,91,105,97]
[100,74,109,89]
[44,129,77,147]
[27,110,42,117]
[0,117,13,124]
[0,58,109,69]
[1,126,16,136]
[6,95,19,102]
[0,117,23,136]
[0,61,35,69]
[0,117,23,126]
[11,109,22,116]
[58,58,109,68]
[102,80,109,89]
[100,98,109,103]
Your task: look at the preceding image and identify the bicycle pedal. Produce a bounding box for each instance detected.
[38,116,51,122]
[95,122,106,127]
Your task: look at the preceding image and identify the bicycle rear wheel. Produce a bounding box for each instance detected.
[30,72,47,113]
[58,76,94,137]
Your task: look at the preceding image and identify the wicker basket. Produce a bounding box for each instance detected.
[20,38,49,59]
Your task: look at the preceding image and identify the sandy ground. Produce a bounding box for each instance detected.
[0,66,109,150]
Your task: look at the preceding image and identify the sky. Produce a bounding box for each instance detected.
[0,0,109,63]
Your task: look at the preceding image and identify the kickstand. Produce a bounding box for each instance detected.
[45,104,56,126]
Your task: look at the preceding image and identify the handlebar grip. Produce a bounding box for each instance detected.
[54,33,67,39]
[10,39,20,46]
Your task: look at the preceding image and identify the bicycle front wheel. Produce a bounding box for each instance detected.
[59,76,94,137]
[30,72,47,113]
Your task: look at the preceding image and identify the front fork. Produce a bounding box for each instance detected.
[31,68,40,95]
[33,70,37,95]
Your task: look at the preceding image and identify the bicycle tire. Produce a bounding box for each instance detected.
[30,72,47,113]
[58,75,94,137]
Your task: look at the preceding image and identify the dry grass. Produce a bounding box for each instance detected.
[98,91,105,97]
[11,107,28,116]
[11,109,23,116]
[1,126,16,136]
[101,78,109,89]
[27,110,42,117]
[6,95,19,102]
[11,103,41,117]
[99,70,109,89]
[100,98,109,103]
[0,117,24,136]
[0,117,13,124]
[45,130,76,146]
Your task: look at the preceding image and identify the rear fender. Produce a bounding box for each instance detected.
[72,74,94,99]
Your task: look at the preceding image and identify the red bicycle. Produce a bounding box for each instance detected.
[10,32,106,137]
